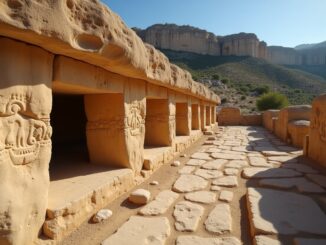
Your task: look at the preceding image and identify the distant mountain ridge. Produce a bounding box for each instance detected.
[134,24,326,66]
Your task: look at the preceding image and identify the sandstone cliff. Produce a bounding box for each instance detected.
[135,24,326,65]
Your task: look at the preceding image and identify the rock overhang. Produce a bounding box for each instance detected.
[0,0,219,103]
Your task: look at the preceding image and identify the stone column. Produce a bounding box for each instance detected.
[191,104,200,130]
[200,104,206,130]
[211,105,216,124]
[206,105,211,126]
[145,99,171,146]
[175,100,191,136]
[0,38,53,244]
[85,79,146,174]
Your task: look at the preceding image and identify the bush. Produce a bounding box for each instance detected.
[241,95,246,100]
[221,78,229,84]
[212,74,220,80]
[256,92,289,111]
[221,98,227,103]
[253,85,270,95]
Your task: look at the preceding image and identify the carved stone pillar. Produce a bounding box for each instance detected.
[85,79,146,173]
[176,102,191,136]
[0,38,53,244]
[206,105,211,126]
[145,99,171,146]
[211,105,217,124]
[200,104,206,130]
[191,104,200,130]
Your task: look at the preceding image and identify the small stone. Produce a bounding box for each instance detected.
[139,190,179,216]
[242,167,302,179]
[180,154,187,157]
[201,159,227,170]
[172,160,181,167]
[212,176,238,187]
[219,191,234,202]
[178,166,196,174]
[173,174,208,193]
[211,152,246,160]
[150,181,159,186]
[194,169,223,179]
[210,186,221,191]
[92,209,112,223]
[176,236,241,245]
[173,201,204,232]
[205,148,221,153]
[191,152,212,160]
[186,159,206,166]
[204,204,232,234]
[102,216,170,245]
[224,168,239,176]
[254,236,281,245]
[129,189,151,205]
[184,191,216,204]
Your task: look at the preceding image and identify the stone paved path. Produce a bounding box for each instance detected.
[63,126,326,245]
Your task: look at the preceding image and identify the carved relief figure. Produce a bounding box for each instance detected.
[127,101,144,136]
[0,94,52,165]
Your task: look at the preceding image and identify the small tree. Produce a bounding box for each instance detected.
[221,78,229,85]
[256,92,289,111]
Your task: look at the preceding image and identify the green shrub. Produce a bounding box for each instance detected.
[241,95,246,100]
[253,85,270,95]
[256,92,289,111]
[221,78,229,84]
[192,75,198,81]
[212,74,220,80]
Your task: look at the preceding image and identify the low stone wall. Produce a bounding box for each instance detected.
[217,107,262,126]
[262,106,311,148]
[305,94,326,168]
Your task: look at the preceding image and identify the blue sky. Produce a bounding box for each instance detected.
[103,0,326,48]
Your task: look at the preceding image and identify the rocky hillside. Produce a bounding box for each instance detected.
[161,49,326,113]
[135,24,326,66]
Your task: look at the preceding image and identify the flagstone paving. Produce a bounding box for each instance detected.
[61,126,326,245]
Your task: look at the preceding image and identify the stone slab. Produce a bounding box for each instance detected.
[306,174,326,188]
[212,176,238,187]
[224,168,239,176]
[191,152,212,160]
[102,216,170,245]
[219,190,234,202]
[185,159,206,166]
[242,167,302,179]
[204,204,232,234]
[248,156,271,167]
[178,166,196,174]
[267,156,298,163]
[194,169,223,179]
[281,163,318,174]
[225,160,248,169]
[254,236,281,245]
[201,159,227,170]
[139,190,179,216]
[184,191,216,204]
[173,201,204,232]
[176,236,241,245]
[211,153,246,160]
[173,175,208,193]
[294,238,326,245]
[259,178,325,193]
[246,188,326,235]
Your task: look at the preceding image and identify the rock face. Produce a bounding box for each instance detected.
[135,24,326,65]
[136,24,267,59]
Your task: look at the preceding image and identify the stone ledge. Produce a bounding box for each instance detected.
[0,0,219,103]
